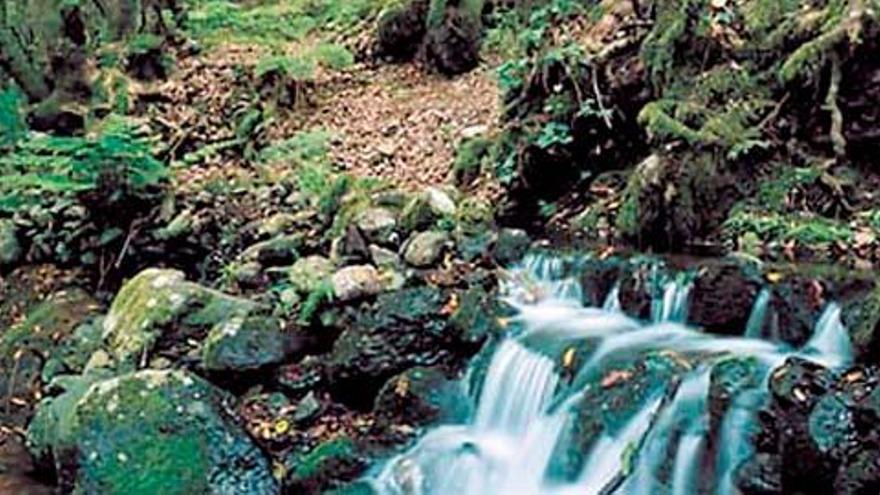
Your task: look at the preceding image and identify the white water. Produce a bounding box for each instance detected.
[369,254,855,495]
[744,288,772,339]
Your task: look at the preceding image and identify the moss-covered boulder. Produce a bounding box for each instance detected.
[0,219,22,268]
[842,285,880,363]
[491,228,530,267]
[238,234,303,267]
[30,369,277,494]
[0,289,102,427]
[331,265,385,302]
[284,437,366,493]
[403,231,451,267]
[578,257,624,308]
[102,269,256,367]
[288,255,336,294]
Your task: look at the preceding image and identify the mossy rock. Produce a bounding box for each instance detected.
[34,369,277,494]
[688,259,763,335]
[843,286,880,364]
[102,268,256,367]
[376,0,430,62]
[0,289,102,427]
[0,219,22,268]
[285,437,366,493]
[288,256,336,294]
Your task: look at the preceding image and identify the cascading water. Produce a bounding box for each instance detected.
[368,253,855,495]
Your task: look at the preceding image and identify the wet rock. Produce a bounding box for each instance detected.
[618,261,662,320]
[31,369,277,494]
[288,255,335,294]
[325,287,474,406]
[356,208,398,246]
[102,269,255,367]
[707,358,763,436]
[201,315,300,372]
[689,260,762,335]
[0,435,53,495]
[578,257,624,308]
[449,285,503,345]
[285,437,366,494]
[842,285,880,363]
[491,228,530,267]
[0,219,22,268]
[403,231,451,267]
[373,367,470,427]
[769,276,825,347]
[332,265,385,301]
[558,354,689,480]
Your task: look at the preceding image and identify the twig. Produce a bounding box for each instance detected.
[825,51,847,159]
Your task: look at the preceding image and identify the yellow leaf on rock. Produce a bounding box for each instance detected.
[766,272,784,284]
[562,348,576,370]
[274,419,290,435]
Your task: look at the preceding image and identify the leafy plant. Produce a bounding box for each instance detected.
[0,87,26,148]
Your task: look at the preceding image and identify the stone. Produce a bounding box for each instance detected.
[294,391,322,425]
[0,219,23,268]
[289,255,335,294]
[425,187,456,216]
[101,269,256,367]
[332,265,385,301]
[355,208,397,245]
[369,244,401,268]
[492,228,530,266]
[201,315,299,372]
[30,370,277,494]
[403,231,451,267]
[284,437,366,494]
[325,287,478,407]
[373,367,470,428]
[688,260,763,335]
[239,234,303,266]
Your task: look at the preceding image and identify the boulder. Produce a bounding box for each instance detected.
[369,244,401,268]
[29,369,277,494]
[403,231,451,267]
[688,260,762,335]
[325,287,474,406]
[102,269,255,367]
[332,265,385,302]
[288,255,335,294]
[491,228,530,267]
[284,437,366,494]
[842,285,880,363]
[578,257,624,308]
[373,367,470,428]
[201,315,300,372]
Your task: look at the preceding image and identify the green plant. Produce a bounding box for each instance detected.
[298,280,334,325]
[0,118,167,213]
[0,87,25,148]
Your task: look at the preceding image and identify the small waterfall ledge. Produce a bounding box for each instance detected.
[367,254,856,495]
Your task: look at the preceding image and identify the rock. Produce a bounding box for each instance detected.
[842,285,880,362]
[369,244,401,268]
[403,231,451,267]
[285,437,366,494]
[331,225,371,265]
[102,269,256,367]
[425,187,456,216]
[325,287,475,406]
[201,315,300,372]
[256,212,299,237]
[618,260,663,320]
[492,228,530,266]
[375,0,429,61]
[688,260,763,334]
[578,257,624,307]
[355,208,398,245]
[332,265,385,301]
[30,370,277,494]
[769,276,825,347]
[294,391,322,425]
[239,233,303,266]
[449,286,503,345]
[0,290,101,428]
[373,367,470,428]
[461,124,489,140]
[289,255,335,294]
[0,219,23,268]
[153,210,194,241]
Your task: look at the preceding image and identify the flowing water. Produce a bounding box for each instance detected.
[369,254,855,495]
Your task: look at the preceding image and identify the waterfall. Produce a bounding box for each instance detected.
[744,288,772,339]
[368,254,857,495]
[652,280,692,323]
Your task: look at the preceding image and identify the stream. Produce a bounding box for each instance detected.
[368,253,854,494]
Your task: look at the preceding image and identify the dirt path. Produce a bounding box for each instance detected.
[150,43,500,192]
